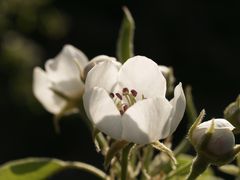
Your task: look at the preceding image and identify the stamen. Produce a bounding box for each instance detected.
[123,104,128,112]
[110,88,144,116]
[115,93,122,100]
[122,88,129,95]
[109,93,115,98]
[131,89,137,97]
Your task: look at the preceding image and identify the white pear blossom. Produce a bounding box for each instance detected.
[192,118,235,156]
[33,44,117,115]
[83,56,186,144]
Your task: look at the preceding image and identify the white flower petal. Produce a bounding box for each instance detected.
[84,60,121,93]
[44,45,86,97]
[83,87,122,140]
[163,83,186,138]
[90,55,118,64]
[33,67,67,114]
[118,56,167,99]
[198,119,235,131]
[121,97,173,144]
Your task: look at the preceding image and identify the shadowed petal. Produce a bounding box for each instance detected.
[33,67,67,114]
[163,83,186,137]
[83,87,122,140]
[121,97,172,144]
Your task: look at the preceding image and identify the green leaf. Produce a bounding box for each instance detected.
[116,6,135,63]
[0,158,65,180]
[0,158,107,180]
[165,154,222,180]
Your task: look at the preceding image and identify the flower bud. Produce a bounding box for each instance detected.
[190,118,237,166]
[81,55,120,81]
[224,95,240,134]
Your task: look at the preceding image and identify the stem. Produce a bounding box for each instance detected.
[173,139,190,157]
[121,143,134,180]
[186,155,209,180]
[141,145,154,180]
[174,86,198,156]
[95,133,109,154]
[65,161,108,179]
[165,161,192,180]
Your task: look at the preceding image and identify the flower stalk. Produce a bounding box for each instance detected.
[186,155,209,180]
[121,143,134,180]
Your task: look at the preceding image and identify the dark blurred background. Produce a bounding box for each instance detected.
[0,0,240,179]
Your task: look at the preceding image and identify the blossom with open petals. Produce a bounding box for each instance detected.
[33,44,117,115]
[83,56,186,144]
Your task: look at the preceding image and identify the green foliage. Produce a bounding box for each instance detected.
[0,158,64,180]
[116,7,135,63]
[167,154,222,180]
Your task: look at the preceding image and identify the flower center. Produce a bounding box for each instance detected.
[109,87,145,115]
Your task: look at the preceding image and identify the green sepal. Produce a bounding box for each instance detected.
[92,128,101,152]
[152,141,177,170]
[91,129,109,155]
[116,7,135,63]
[197,118,215,150]
[188,109,206,142]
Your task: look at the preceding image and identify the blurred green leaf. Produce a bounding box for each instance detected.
[0,158,65,180]
[116,6,135,63]
[0,157,107,179]
[219,164,239,176]
[166,154,222,180]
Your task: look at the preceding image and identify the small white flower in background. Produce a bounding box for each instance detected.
[191,118,235,156]
[33,44,117,115]
[83,56,186,144]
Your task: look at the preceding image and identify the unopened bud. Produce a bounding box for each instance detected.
[81,55,119,81]
[190,118,238,166]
